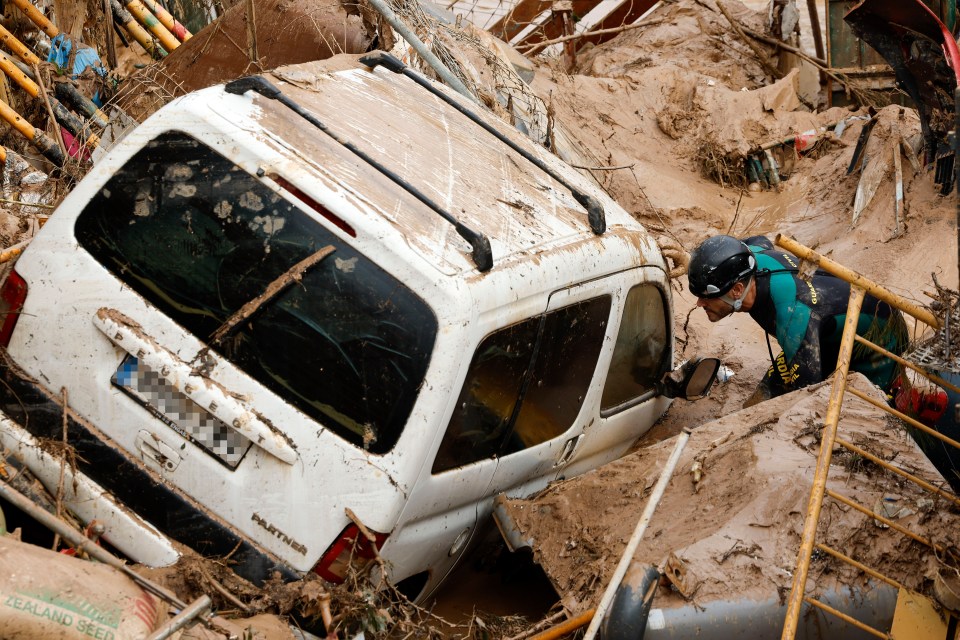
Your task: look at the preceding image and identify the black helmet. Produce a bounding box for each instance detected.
[688,235,757,298]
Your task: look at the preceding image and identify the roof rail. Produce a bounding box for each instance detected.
[224,75,494,273]
[360,51,606,236]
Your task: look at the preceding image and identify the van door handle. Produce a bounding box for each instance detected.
[555,435,582,467]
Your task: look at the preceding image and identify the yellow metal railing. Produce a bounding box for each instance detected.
[776,234,959,640]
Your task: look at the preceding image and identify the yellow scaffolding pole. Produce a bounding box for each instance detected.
[777,235,960,639]
[780,285,865,640]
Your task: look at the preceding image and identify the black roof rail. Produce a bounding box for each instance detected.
[224,75,494,273]
[359,51,606,236]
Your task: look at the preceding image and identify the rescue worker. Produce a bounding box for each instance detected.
[687,235,910,407]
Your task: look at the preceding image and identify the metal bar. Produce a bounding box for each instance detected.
[853,334,960,396]
[846,386,960,452]
[145,596,212,640]
[776,234,940,328]
[781,285,865,640]
[224,75,493,272]
[826,489,957,560]
[362,0,474,103]
[802,596,890,639]
[835,437,960,509]
[582,427,693,640]
[815,543,903,589]
[360,52,606,235]
[0,478,188,608]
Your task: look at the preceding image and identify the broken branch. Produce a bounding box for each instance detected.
[210,244,335,345]
[715,1,783,80]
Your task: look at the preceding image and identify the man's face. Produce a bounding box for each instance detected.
[697,296,735,322]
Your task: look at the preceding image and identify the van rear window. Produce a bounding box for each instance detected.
[75,131,437,454]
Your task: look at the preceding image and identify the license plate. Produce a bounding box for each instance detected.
[113,355,252,468]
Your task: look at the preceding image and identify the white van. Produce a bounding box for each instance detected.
[0,53,714,601]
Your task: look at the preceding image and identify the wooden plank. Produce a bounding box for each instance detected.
[573,0,659,49]
[513,0,601,50]
[491,0,554,42]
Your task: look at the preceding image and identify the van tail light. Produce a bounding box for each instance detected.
[0,269,27,347]
[313,524,388,583]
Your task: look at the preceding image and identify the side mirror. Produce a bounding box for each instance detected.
[659,357,721,400]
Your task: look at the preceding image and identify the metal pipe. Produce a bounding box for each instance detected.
[527,609,596,640]
[361,52,606,235]
[582,427,693,640]
[145,595,212,640]
[802,596,887,639]
[7,0,59,37]
[835,437,960,509]
[776,234,940,328]
[125,0,180,51]
[781,285,865,640]
[815,543,903,590]
[0,479,188,608]
[361,0,475,103]
[140,0,191,41]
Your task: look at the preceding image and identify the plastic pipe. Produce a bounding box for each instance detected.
[7,0,58,37]
[110,0,168,57]
[125,0,180,51]
[0,96,64,165]
[582,427,693,640]
[0,22,41,66]
[140,0,191,41]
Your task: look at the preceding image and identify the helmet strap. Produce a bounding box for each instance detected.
[720,275,753,312]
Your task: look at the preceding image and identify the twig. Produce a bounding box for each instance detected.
[197,563,251,613]
[741,26,876,104]
[505,610,566,640]
[741,26,826,67]
[51,386,68,551]
[210,245,335,344]
[715,1,783,80]
[0,197,54,208]
[33,64,68,159]
[516,18,665,53]
[569,162,635,171]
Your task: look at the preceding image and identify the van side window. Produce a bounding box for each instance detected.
[432,297,610,473]
[75,131,437,454]
[601,284,669,413]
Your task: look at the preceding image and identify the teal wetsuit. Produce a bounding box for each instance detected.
[744,236,907,396]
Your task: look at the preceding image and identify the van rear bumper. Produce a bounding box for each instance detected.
[0,350,299,585]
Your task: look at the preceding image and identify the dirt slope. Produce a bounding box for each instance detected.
[499,374,959,613]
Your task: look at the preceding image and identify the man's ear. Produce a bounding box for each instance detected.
[730,281,745,299]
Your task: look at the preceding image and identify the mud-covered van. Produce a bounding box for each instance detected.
[0,53,715,601]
